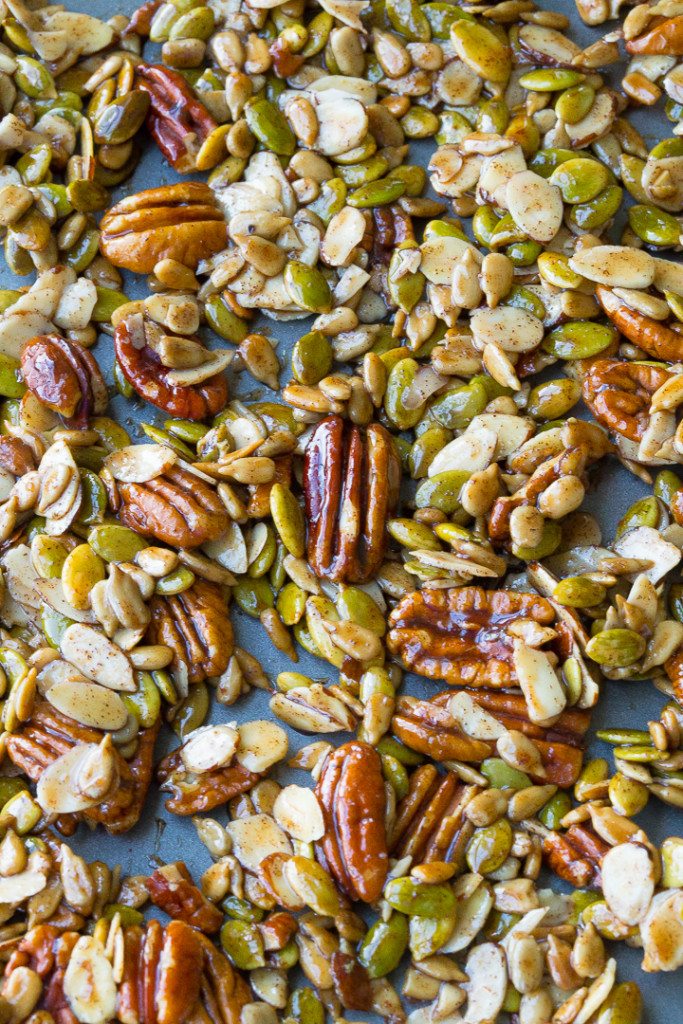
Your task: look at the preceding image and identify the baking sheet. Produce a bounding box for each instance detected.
[2,0,683,1017]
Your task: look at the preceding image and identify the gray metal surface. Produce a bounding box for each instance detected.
[3,0,683,1017]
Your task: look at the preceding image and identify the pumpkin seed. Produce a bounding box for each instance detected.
[542,321,616,360]
[384,877,456,917]
[586,629,647,668]
[284,261,332,314]
[245,98,295,156]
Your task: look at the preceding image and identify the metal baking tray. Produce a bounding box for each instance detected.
[2,0,682,1017]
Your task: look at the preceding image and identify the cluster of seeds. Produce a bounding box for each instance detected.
[0,0,682,1020]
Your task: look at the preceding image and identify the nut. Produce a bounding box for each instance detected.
[147,580,234,683]
[21,335,107,427]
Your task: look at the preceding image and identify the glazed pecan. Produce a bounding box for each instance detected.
[136,64,218,173]
[105,464,228,549]
[371,205,414,267]
[488,446,589,543]
[665,646,683,706]
[147,862,223,934]
[157,749,258,815]
[304,415,400,584]
[389,764,475,867]
[315,741,388,903]
[119,920,204,1024]
[392,691,589,788]
[387,586,555,688]
[114,312,228,421]
[147,580,233,683]
[582,358,672,442]
[198,931,252,1024]
[124,0,162,35]
[596,286,683,362]
[100,183,227,274]
[5,704,158,834]
[543,824,610,888]
[330,952,373,1012]
[626,13,683,53]
[21,334,108,427]
[0,434,35,476]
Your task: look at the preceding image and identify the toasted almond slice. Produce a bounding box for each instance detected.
[420,235,482,285]
[428,428,497,477]
[60,623,135,692]
[2,544,42,610]
[613,525,681,583]
[513,640,567,723]
[463,942,507,1024]
[320,206,366,267]
[653,255,683,294]
[270,685,356,733]
[35,578,97,623]
[0,869,47,904]
[467,414,536,459]
[314,96,367,157]
[442,884,494,953]
[569,245,655,289]
[181,723,239,773]
[641,890,683,972]
[46,679,128,731]
[273,785,325,842]
[564,90,617,148]
[226,813,292,872]
[448,692,507,741]
[236,720,289,772]
[37,742,111,813]
[104,444,177,483]
[601,843,655,926]
[470,306,544,353]
[63,935,117,1024]
[518,23,581,65]
[506,170,563,244]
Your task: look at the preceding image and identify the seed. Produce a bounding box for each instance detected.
[585,629,646,668]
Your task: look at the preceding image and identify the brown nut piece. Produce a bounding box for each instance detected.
[100,182,227,274]
[626,13,683,54]
[147,862,223,934]
[105,464,229,549]
[387,586,555,688]
[157,749,259,815]
[543,824,610,888]
[0,434,35,476]
[146,580,233,683]
[392,690,589,788]
[582,358,672,442]
[21,334,108,427]
[114,313,229,421]
[5,703,158,834]
[315,740,389,903]
[390,764,475,867]
[137,63,218,173]
[304,415,400,584]
[597,286,683,362]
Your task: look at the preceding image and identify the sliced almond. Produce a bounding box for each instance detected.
[420,235,482,285]
[613,525,681,583]
[513,640,567,723]
[505,170,563,244]
[320,206,366,267]
[468,414,535,459]
[470,306,544,353]
[270,685,356,733]
[463,942,507,1024]
[37,741,116,814]
[314,95,367,156]
[60,623,135,692]
[236,720,289,773]
[2,544,42,610]
[104,444,177,483]
[448,692,507,741]
[428,428,497,477]
[63,935,117,1024]
[45,679,128,731]
[641,890,683,972]
[442,884,494,953]
[273,785,325,842]
[0,868,47,904]
[225,813,292,872]
[181,723,239,773]
[569,246,655,289]
[35,577,97,623]
[601,843,655,926]
[518,23,581,65]
[565,91,618,148]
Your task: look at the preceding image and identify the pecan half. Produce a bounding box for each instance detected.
[543,824,610,888]
[389,764,475,866]
[5,704,158,834]
[146,580,233,683]
[665,646,683,705]
[626,13,683,54]
[136,64,218,173]
[304,415,400,583]
[582,358,672,442]
[387,586,555,688]
[114,313,228,421]
[596,286,683,362]
[315,741,389,903]
[198,932,252,1024]
[488,446,588,543]
[372,205,414,268]
[124,0,163,35]
[100,183,227,274]
[157,750,258,815]
[118,919,204,1024]
[105,465,229,549]
[330,952,373,1012]
[0,434,35,476]
[21,334,108,427]
[392,691,589,788]
[147,863,223,934]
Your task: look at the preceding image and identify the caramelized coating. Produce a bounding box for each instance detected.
[147,580,233,683]
[582,358,672,442]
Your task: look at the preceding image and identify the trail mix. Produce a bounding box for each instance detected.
[0,0,681,1020]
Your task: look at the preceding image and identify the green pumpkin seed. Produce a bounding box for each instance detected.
[527,378,581,420]
[519,68,584,92]
[553,576,606,608]
[307,178,347,225]
[288,988,324,1024]
[348,178,406,208]
[415,470,471,514]
[0,354,25,399]
[513,520,562,561]
[155,567,195,595]
[15,56,56,99]
[387,164,427,197]
[222,894,264,922]
[543,321,616,360]
[284,261,332,313]
[204,294,249,344]
[233,578,274,617]
[169,5,215,38]
[171,681,209,739]
[386,0,431,40]
[220,920,265,970]
[292,330,333,385]
[123,672,162,729]
[568,184,623,231]
[336,154,389,188]
[505,240,542,267]
[40,604,74,649]
[450,20,510,83]
[32,535,69,579]
[337,586,386,635]
[661,837,683,888]
[549,157,610,204]
[555,83,595,124]
[480,759,529,791]
[409,913,457,960]
[245,98,295,156]
[276,583,307,626]
[608,772,649,816]
[384,877,456,917]
[64,226,100,272]
[586,628,646,667]
[465,819,513,874]
[270,483,305,558]
[537,251,584,290]
[17,145,52,186]
[628,204,681,247]
[88,524,148,563]
[248,526,277,578]
[612,744,663,763]
[388,518,441,550]
[538,790,572,829]
[380,751,409,798]
[436,109,473,146]
[430,378,488,430]
[400,106,439,139]
[377,736,424,766]
[596,982,643,1024]
[620,154,648,203]
[483,909,522,941]
[93,92,150,145]
[358,913,408,978]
